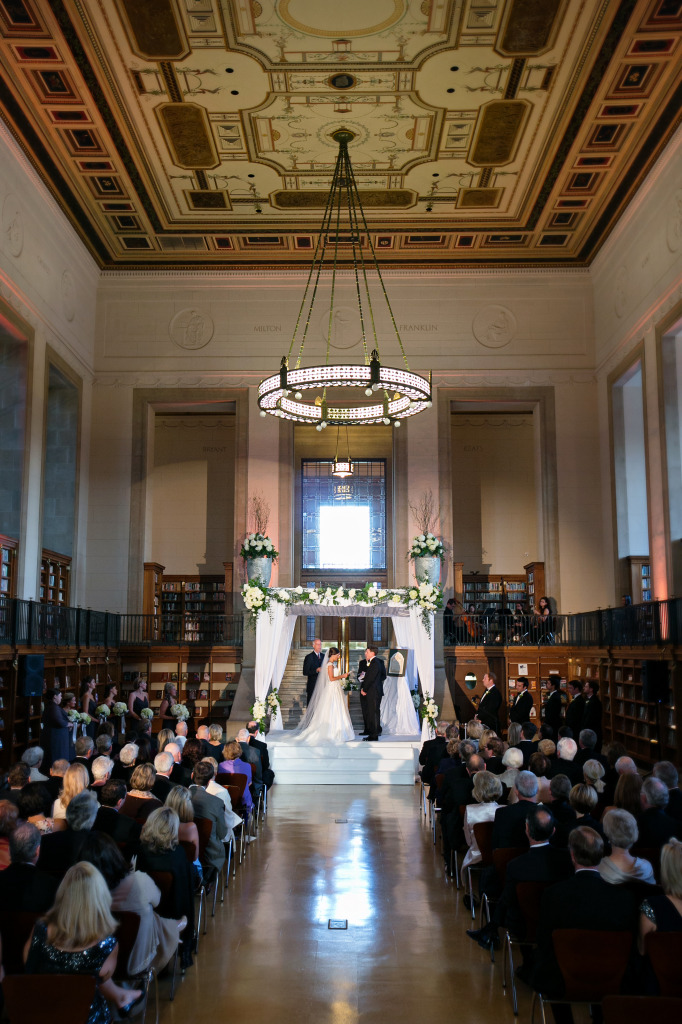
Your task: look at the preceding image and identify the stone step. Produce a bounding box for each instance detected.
[268,738,420,785]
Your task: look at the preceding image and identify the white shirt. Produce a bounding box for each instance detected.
[175,735,187,750]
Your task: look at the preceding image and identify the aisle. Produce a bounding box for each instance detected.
[158,786,520,1024]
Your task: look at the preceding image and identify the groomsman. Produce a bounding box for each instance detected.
[303,638,325,706]
[509,677,534,724]
[475,672,502,731]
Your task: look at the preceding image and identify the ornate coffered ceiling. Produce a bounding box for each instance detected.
[0,0,680,268]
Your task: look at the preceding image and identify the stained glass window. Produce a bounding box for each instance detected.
[302,459,386,572]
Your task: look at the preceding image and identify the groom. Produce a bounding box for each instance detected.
[302,638,325,706]
[360,646,383,742]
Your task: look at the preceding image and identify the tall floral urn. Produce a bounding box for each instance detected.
[409,532,444,586]
[246,556,272,586]
[413,556,441,586]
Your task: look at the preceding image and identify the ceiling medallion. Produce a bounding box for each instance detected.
[258,129,432,429]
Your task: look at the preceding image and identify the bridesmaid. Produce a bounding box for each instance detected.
[127,676,150,732]
[42,688,70,765]
[80,677,98,739]
[158,682,177,725]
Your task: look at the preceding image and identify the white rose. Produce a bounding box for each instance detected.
[309,591,319,602]
[390,594,402,605]
[409,589,418,600]
[418,534,426,542]
[265,541,273,551]
[295,585,303,595]
[349,589,356,599]
[367,587,377,599]
[378,589,387,600]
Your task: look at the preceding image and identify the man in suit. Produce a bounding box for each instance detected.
[653,761,682,822]
[581,679,603,750]
[530,826,639,1001]
[549,737,582,784]
[544,677,563,735]
[73,735,95,782]
[190,761,228,874]
[419,720,449,787]
[517,721,539,767]
[638,776,682,848]
[439,753,484,868]
[152,751,176,802]
[247,720,275,788]
[360,646,382,741]
[0,822,59,912]
[165,742,192,787]
[93,780,141,859]
[111,741,137,786]
[492,770,539,850]
[358,652,386,736]
[574,728,607,769]
[467,806,573,950]
[90,755,113,801]
[475,671,503,731]
[510,677,534,725]
[37,790,98,877]
[564,679,584,737]
[237,728,265,798]
[303,638,325,706]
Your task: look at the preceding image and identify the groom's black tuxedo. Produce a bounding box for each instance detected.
[361,656,384,740]
[358,657,386,735]
[303,649,325,704]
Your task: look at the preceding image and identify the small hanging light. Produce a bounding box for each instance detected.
[332,423,353,479]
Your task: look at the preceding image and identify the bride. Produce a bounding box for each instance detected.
[287,646,356,744]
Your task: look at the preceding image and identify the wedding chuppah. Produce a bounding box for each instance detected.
[244,583,441,785]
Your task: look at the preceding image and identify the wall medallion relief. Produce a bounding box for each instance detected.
[169,308,214,349]
[320,306,362,350]
[472,304,516,348]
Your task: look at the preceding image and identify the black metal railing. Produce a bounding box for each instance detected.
[118,613,243,647]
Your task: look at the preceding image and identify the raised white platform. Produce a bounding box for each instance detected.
[268,735,421,785]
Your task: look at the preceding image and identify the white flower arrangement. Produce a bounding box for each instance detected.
[79,712,92,725]
[170,703,190,720]
[408,531,445,561]
[420,696,439,731]
[140,707,154,720]
[111,701,128,717]
[240,580,443,636]
[96,704,110,718]
[240,532,279,562]
[250,699,267,731]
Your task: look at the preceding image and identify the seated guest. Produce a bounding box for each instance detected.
[37,790,99,877]
[165,785,200,862]
[175,719,188,750]
[93,780,141,859]
[3,762,30,807]
[547,774,577,829]
[196,724,212,758]
[24,860,142,1016]
[436,738,461,777]
[95,734,114,759]
[80,830,186,974]
[439,752,483,868]
[482,736,505,775]
[603,771,643,821]
[639,837,682,954]
[537,738,556,766]
[219,740,254,817]
[492,771,539,850]
[0,799,19,869]
[163,742,185,786]
[639,776,682,849]
[153,751,176,802]
[201,757,240,841]
[237,728,265,790]
[463,772,504,868]
[137,807,195,969]
[599,809,655,885]
[156,728,175,754]
[0,822,58,911]
[465,720,484,750]
[120,764,163,823]
[135,731,155,765]
[554,783,604,846]
[111,741,138,786]
[517,722,539,767]
[53,762,90,825]
[45,759,69,803]
[17,783,56,835]
[583,758,607,816]
[205,724,226,763]
[419,721,449,788]
[601,741,629,804]
[653,761,682,823]
[506,722,523,749]
[189,761,228,874]
[179,738,204,786]
[247,720,274,788]
[574,728,606,769]
[550,736,582,784]
[21,746,49,783]
[530,827,639,1000]
[498,747,523,795]
[90,756,113,799]
[73,735,95,781]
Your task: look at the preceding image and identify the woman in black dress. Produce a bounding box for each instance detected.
[137,806,195,969]
[127,676,150,732]
[42,688,71,765]
[80,677,98,739]
[158,682,177,725]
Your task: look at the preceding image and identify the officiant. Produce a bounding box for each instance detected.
[302,638,325,705]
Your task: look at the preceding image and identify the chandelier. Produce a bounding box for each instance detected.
[258,129,432,429]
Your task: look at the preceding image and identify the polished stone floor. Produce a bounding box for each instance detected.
[157,785,530,1024]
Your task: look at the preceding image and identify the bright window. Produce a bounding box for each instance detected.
[319,505,370,569]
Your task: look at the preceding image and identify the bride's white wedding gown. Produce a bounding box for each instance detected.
[285,655,355,745]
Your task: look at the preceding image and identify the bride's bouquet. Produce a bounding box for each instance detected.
[342,676,358,693]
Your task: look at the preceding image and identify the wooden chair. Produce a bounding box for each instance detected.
[467,820,495,922]
[219,772,251,862]
[502,879,553,1015]
[195,815,221,920]
[114,910,156,1024]
[603,995,682,1024]
[147,870,180,1000]
[645,930,682,995]
[179,838,205,952]
[2,974,96,1024]
[531,929,633,1024]
[0,909,41,974]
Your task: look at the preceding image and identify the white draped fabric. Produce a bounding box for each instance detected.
[383,615,420,735]
[252,596,434,739]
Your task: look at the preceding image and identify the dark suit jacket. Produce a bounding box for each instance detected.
[510,690,534,725]
[549,758,583,785]
[93,806,141,859]
[499,843,573,937]
[439,770,474,815]
[492,800,536,850]
[249,736,270,772]
[555,812,604,848]
[419,736,447,786]
[531,870,639,997]
[574,747,607,770]
[111,761,134,787]
[638,807,682,848]
[36,828,90,878]
[667,787,682,823]
[171,762,192,787]
[477,686,502,731]
[152,775,175,803]
[303,650,324,689]
[0,861,59,913]
[190,785,227,872]
[544,690,563,733]
[564,694,585,736]
[517,739,539,768]
[239,742,263,784]
[73,755,94,782]
[581,694,602,737]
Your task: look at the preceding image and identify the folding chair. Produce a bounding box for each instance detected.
[114,910,157,1024]
[179,837,206,951]
[645,930,682,995]
[195,815,222,919]
[531,929,633,1024]
[467,820,495,922]
[147,870,181,999]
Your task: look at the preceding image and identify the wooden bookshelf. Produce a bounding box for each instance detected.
[40,549,70,606]
[462,573,527,612]
[524,561,546,611]
[0,535,17,599]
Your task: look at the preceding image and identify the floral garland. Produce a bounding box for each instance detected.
[241,580,443,636]
[420,696,439,731]
[241,532,279,562]
[408,532,445,560]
